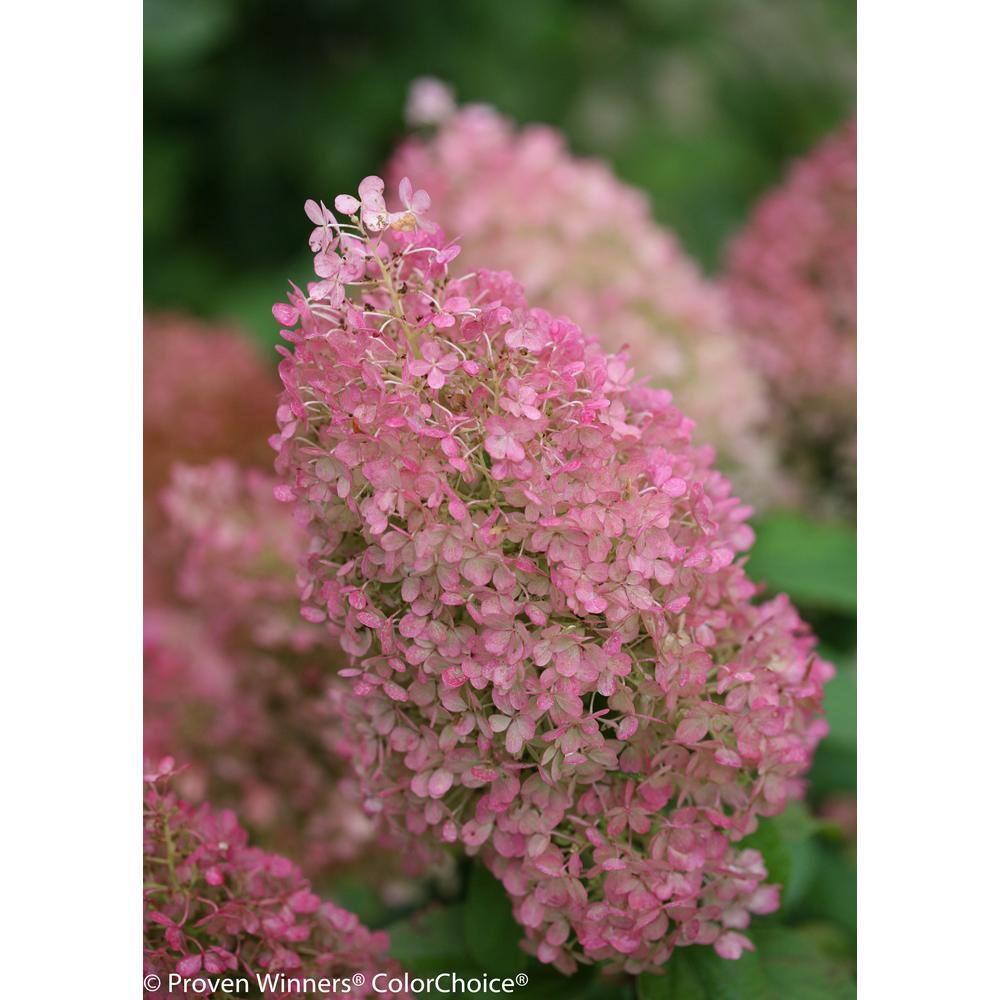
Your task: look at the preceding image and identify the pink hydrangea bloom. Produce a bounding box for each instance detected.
[142,330,433,883]
[386,96,780,504]
[144,460,382,879]
[161,460,320,651]
[724,119,856,513]
[143,760,404,998]
[335,176,432,234]
[272,180,833,974]
[144,315,277,503]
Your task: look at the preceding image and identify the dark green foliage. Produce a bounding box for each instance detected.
[637,926,856,1000]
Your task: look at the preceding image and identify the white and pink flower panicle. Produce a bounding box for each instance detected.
[386,99,781,506]
[271,178,833,974]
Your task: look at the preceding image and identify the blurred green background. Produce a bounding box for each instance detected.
[145,0,855,346]
[145,2,857,993]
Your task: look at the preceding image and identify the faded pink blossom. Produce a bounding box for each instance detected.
[144,460,401,881]
[725,119,857,514]
[143,315,277,503]
[409,339,460,389]
[143,324,434,898]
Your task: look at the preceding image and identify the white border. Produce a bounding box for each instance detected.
[2,0,141,995]
[3,2,999,997]
[859,2,1000,995]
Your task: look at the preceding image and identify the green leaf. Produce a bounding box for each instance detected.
[637,927,855,1000]
[748,511,856,611]
[808,664,857,795]
[821,667,857,749]
[637,948,711,1000]
[519,964,630,1000]
[386,906,476,978]
[794,921,857,967]
[773,800,825,842]
[388,905,627,1000]
[742,818,793,889]
[463,863,528,974]
[796,844,858,937]
[328,877,390,927]
[808,741,857,797]
[749,926,856,998]
[784,838,822,912]
[743,802,823,909]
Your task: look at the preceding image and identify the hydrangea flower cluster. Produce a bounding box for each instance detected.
[144,460,379,880]
[161,461,320,652]
[386,96,780,504]
[724,119,856,513]
[143,759,403,998]
[272,178,833,973]
[144,315,277,504]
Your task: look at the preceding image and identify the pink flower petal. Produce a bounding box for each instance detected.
[334,194,360,214]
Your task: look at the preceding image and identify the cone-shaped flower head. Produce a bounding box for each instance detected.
[272,179,832,973]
